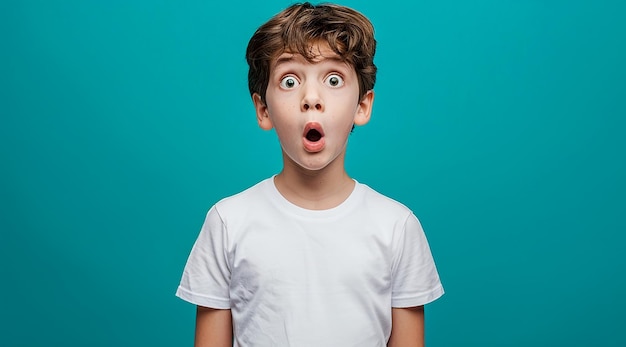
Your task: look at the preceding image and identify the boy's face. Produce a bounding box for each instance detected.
[253,42,374,172]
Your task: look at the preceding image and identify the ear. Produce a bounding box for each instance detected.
[253,93,273,130]
[353,90,374,126]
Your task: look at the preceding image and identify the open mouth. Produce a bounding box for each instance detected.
[302,122,325,152]
[306,129,322,142]
[303,122,325,142]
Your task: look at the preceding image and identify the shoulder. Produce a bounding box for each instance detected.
[355,182,414,218]
[213,178,273,215]
[207,177,275,227]
[351,182,422,233]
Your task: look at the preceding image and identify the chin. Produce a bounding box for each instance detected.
[296,161,332,172]
[283,147,344,172]
[297,154,342,172]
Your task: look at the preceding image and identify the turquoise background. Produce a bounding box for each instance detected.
[2,0,625,346]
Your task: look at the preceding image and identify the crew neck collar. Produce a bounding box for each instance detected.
[263,175,362,220]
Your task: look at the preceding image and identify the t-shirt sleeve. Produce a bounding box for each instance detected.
[175,206,231,309]
[391,213,444,308]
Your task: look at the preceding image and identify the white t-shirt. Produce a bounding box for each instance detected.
[176,177,444,347]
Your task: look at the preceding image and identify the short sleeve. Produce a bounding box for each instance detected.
[175,206,231,309]
[391,213,444,307]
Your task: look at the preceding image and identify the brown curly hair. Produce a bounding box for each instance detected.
[246,2,377,103]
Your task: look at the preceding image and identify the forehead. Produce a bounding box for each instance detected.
[271,41,349,69]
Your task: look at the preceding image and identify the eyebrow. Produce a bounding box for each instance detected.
[274,55,296,68]
[273,53,346,70]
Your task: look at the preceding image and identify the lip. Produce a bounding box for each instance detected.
[302,122,325,153]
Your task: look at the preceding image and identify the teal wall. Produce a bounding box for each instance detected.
[2,1,624,346]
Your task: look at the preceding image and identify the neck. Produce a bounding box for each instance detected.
[274,151,355,210]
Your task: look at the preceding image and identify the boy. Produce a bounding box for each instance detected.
[176,2,444,346]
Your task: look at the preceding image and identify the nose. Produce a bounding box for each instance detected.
[301,84,324,112]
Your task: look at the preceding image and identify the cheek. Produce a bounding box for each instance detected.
[337,102,360,126]
[268,106,301,140]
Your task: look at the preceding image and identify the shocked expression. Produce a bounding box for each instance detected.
[253,42,373,172]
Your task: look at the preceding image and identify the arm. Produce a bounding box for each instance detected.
[387,306,425,347]
[194,306,233,347]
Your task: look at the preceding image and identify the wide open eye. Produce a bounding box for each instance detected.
[279,76,300,89]
[325,74,344,88]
